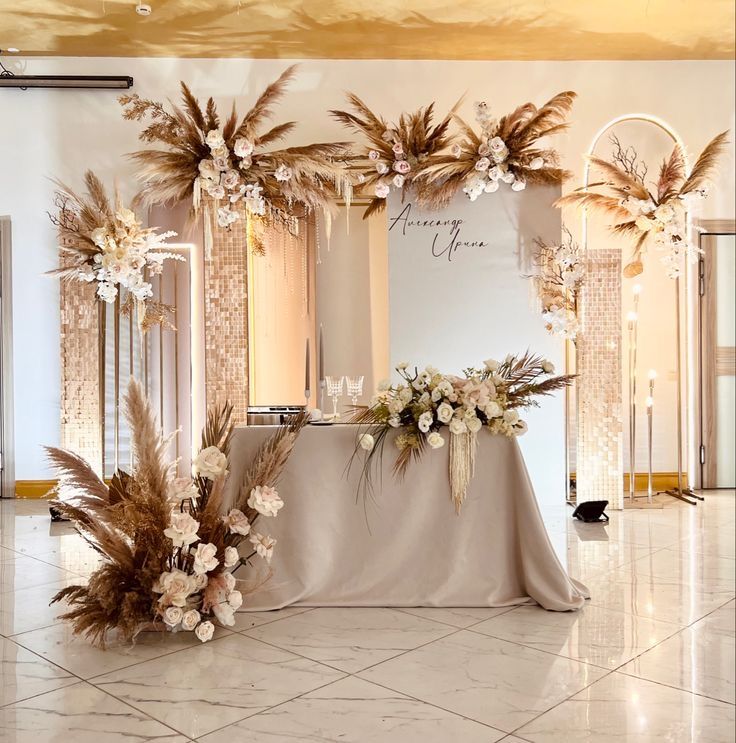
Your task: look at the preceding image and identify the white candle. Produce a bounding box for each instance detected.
[318,324,325,383]
[305,337,310,397]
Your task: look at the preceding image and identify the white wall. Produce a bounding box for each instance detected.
[0,56,733,478]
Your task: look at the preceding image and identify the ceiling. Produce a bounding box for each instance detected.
[1,0,734,60]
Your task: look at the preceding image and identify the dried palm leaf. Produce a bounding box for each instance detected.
[679,130,729,195]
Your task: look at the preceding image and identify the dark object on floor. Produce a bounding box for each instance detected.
[49,505,71,522]
[571,500,609,523]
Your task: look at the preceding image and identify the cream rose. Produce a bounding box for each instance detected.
[427,431,445,449]
[181,609,201,632]
[417,411,433,433]
[375,183,390,198]
[437,402,454,424]
[485,401,503,418]
[541,360,555,374]
[227,590,243,610]
[154,569,197,608]
[233,137,254,157]
[467,416,483,434]
[163,512,199,548]
[449,417,468,435]
[223,508,251,536]
[168,477,199,504]
[193,542,219,576]
[503,409,520,425]
[192,446,227,480]
[163,606,183,628]
[195,620,215,642]
[359,434,375,451]
[247,485,284,517]
[249,533,276,563]
[224,546,240,568]
[205,129,225,149]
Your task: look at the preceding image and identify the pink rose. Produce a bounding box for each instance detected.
[393,160,411,174]
[375,183,390,198]
[392,142,404,156]
[368,150,380,160]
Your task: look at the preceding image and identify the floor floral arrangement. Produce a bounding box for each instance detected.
[352,354,573,512]
[556,130,729,278]
[48,170,181,328]
[47,379,307,647]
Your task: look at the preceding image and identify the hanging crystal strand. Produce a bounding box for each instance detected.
[282,222,287,280]
[315,214,322,265]
[301,215,308,318]
[289,224,296,296]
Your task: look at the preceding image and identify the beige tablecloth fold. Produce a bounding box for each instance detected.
[225,424,589,611]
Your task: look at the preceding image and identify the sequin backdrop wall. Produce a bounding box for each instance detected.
[576,249,623,509]
[203,204,249,422]
[60,277,102,470]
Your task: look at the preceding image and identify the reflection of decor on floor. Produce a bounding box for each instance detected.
[330,95,459,217]
[49,171,180,327]
[557,131,729,277]
[531,226,583,340]
[120,66,350,252]
[333,91,575,216]
[420,92,576,208]
[48,379,307,647]
[353,355,573,512]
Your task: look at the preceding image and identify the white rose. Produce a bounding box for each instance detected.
[213,602,235,627]
[392,174,406,188]
[222,169,240,189]
[223,508,251,536]
[192,542,219,576]
[205,129,225,149]
[274,164,293,182]
[467,416,483,434]
[233,137,254,158]
[249,532,276,563]
[375,183,390,198]
[195,620,215,642]
[376,163,390,175]
[427,431,445,449]
[474,157,491,172]
[163,605,183,628]
[483,358,500,372]
[485,401,503,418]
[181,609,201,632]
[399,387,413,404]
[194,573,208,591]
[247,485,284,517]
[635,215,656,232]
[91,227,108,247]
[168,477,199,504]
[388,398,405,415]
[163,512,200,548]
[503,409,520,425]
[437,402,454,424]
[541,360,555,373]
[154,568,198,607]
[511,179,527,192]
[417,411,433,433]
[431,387,442,402]
[529,156,545,170]
[388,415,401,428]
[449,417,468,435]
[224,546,240,568]
[359,433,375,451]
[228,590,243,610]
[192,445,228,480]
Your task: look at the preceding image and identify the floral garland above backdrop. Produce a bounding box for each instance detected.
[48,170,181,330]
[353,354,573,513]
[48,379,307,646]
[556,131,729,278]
[331,91,576,217]
[120,65,351,253]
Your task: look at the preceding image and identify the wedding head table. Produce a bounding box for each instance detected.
[225,423,589,611]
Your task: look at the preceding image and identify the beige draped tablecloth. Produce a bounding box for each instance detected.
[225,424,589,611]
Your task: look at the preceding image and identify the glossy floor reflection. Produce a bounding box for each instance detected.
[0,492,734,742]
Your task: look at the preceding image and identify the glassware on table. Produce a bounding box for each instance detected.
[325,375,345,420]
[346,375,365,406]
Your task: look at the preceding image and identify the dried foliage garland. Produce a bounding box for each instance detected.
[330,94,460,218]
[49,379,308,647]
[120,66,352,251]
[556,131,729,278]
[48,170,180,328]
[332,91,575,217]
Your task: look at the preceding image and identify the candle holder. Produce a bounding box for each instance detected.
[627,302,639,501]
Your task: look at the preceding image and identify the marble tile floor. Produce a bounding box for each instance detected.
[0,492,733,742]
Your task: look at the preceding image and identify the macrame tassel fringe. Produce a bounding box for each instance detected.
[449,430,476,514]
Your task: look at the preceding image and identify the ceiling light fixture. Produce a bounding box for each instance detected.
[6,47,19,53]
[136,2,152,15]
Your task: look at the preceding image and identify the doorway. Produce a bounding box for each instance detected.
[698,221,736,489]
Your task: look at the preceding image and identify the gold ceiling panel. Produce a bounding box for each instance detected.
[1,0,734,59]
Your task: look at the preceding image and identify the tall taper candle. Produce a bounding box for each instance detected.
[318,324,325,383]
[305,337,310,401]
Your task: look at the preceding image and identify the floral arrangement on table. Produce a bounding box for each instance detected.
[330,94,460,218]
[531,226,583,341]
[119,66,351,253]
[48,170,180,327]
[556,131,729,278]
[417,92,576,209]
[352,354,573,513]
[47,379,307,647]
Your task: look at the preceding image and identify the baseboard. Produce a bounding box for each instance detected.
[14,480,58,498]
[570,472,686,491]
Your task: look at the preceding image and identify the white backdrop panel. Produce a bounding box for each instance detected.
[387,188,565,507]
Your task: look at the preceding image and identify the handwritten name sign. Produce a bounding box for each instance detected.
[388,202,489,261]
